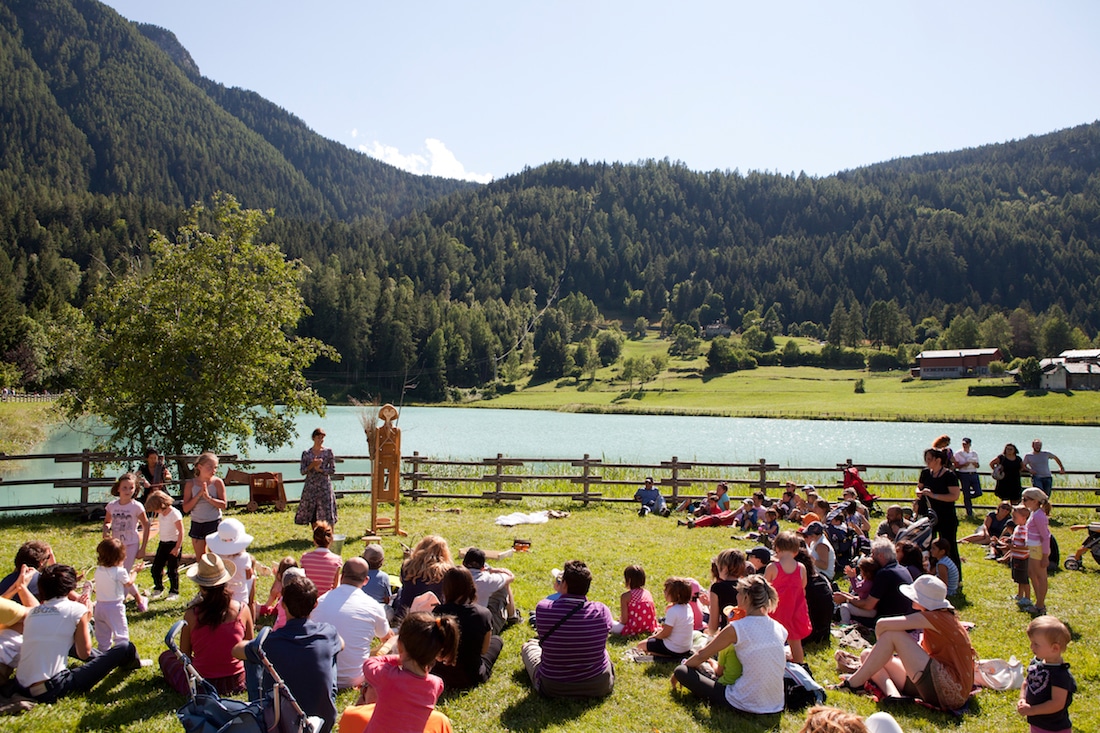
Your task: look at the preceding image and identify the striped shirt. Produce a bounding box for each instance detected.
[534,595,612,684]
[1010,524,1030,560]
[935,556,960,596]
[300,548,343,595]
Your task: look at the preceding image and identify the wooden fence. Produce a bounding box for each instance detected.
[2,449,1100,514]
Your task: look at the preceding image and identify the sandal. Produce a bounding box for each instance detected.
[829,676,863,693]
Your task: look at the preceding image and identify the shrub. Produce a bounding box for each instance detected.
[854,378,866,393]
[866,351,901,372]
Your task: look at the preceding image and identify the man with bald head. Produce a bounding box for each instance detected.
[310,557,393,689]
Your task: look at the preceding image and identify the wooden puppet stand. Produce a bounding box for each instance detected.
[367,403,406,540]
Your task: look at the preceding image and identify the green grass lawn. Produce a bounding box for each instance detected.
[476,335,1100,424]
[0,402,61,456]
[0,493,1096,733]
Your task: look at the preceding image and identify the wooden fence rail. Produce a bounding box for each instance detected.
[2,449,1099,514]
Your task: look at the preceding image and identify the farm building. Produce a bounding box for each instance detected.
[1039,349,1100,391]
[913,348,1003,379]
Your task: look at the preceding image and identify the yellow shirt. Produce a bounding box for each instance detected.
[0,597,28,628]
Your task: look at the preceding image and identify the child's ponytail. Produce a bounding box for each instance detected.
[399,611,461,670]
[434,614,460,667]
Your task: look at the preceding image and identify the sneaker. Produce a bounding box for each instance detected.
[149,589,166,600]
[660,508,672,518]
[638,506,650,517]
[166,592,180,602]
[135,595,148,613]
[1015,596,1032,607]
[686,518,695,529]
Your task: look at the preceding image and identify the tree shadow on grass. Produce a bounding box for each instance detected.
[81,670,179,728]
[667,687,782,732]
[249,537,313,555]
[498,668,609,733]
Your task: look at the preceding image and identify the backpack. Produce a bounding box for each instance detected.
[783,661,826,710]
[895,513,936,553]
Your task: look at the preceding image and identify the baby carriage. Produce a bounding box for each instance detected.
[1064,523,1100,570]
[165,620,321,733]
[842,466,881,515]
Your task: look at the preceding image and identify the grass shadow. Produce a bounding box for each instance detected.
[668,686,783,732]
[249,537,313,555]
[498,670,609,733]
[81,670,179,727]
[1023,389,1049,397]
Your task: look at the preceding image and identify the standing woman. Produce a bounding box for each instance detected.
[138,447,173,502]
[296,428,337,527]
[991,443,1024,504]
[182,452,227,557]
[917,448,962,584]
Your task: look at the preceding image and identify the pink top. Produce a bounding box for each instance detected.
[300,548,342,595]
[620,587,659,636]
[768,562,812,641]
[361,655,443,733]
[106,499,145,546]
[190,613,245,680]
[1026,507,1051,554]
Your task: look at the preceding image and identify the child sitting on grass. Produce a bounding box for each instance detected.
[259,557,301,630]
[301,521,343,595]
[930,538,960,596]
[361,545,393,616]
[707,549,747,636]
[1017,615,1076,733]
[611,565,659,637]
[636,577,695,659]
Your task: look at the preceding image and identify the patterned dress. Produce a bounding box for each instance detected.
[295,447,337,525]
[620,587,660,636]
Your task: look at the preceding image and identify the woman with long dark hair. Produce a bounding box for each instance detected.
[917,448,961,585]
[432,567,503,690]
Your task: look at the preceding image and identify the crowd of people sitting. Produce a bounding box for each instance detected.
[0,436,1081,733]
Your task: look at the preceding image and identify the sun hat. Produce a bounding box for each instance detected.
[801,484,816,492]
[899,574,953,611]
[186,552,236,587]
[205,518,254,555]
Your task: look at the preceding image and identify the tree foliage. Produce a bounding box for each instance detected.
[65,194,335,464]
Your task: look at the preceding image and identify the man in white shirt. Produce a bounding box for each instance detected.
[310,558,392,690]
[462,548,518,634]
[954,437,981,519]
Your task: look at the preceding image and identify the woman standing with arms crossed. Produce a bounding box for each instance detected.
[917,448,962,586]
[183,453,227,557]
[296,428,337,527]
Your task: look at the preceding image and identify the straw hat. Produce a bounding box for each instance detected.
[205,518,254,555]
[187,552,236,587]
[900,574,953,611]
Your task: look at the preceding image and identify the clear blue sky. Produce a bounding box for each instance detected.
[103,0,1100,183]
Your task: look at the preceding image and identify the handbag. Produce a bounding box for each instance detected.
[976,657,1024,690]
[991,462,1005,482]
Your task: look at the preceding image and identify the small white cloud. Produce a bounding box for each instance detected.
[359,138,492,183]
[350,128,358,138]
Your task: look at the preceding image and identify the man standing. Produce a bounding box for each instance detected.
[462,548,519,635]
[310,558,392,690]
[522,560,614,698]
[954,437,982,519]
[1022,439,1065,497]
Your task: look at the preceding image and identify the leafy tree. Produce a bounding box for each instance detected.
[915,317,942,344]
[534,331,568,378]
[943,313,981,349]
[596,328,624,366]
[781,339,801,366]
[741,326,768,352]
[659,310,675,338]
[698,293,726,326]
[1040,307,1075,357]
[980,313,1014,357]
[631,317,649,340]
[1018,356,1042,389]
[576,339,600,381]
[1009,308,1037,358]
[668,323,701,357]
[65,194,335,474]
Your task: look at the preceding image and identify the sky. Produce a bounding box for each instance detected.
[102,1,1100,183]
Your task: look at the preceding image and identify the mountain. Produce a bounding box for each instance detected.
[0,0,472,219]
[1,0,1099,401]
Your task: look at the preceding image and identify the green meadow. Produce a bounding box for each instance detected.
[0,492,1096,733]
[477,336,1100,425]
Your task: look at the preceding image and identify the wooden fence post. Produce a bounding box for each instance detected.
[409,452,421,502]
[79,448,91,506]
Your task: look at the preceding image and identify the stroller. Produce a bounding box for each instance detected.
[165,620,321,733]
[895,511,936,555]
[1063,524,1100,570]
[842,466,881,516]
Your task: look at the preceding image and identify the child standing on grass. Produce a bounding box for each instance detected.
[145,491,182,601]
[636,577,695,659]
[1022,488,1052,614]
[355,611,460,733]
[103,473,149,572]
[182,452,227,557]
[93,538,145,649]
[764,531,812,664]
[1008,504,1033,606]
[930,538,960,596]
[1018,615,1076,733]
[610,565,659,636]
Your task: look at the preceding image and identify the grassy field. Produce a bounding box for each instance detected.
[0,492,1096,733]
[0,402,61,456]
[475,336,1100,424]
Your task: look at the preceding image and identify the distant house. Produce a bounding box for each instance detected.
[914,348,1002,379]
[702,321,732,338]
[1039,349,1100,391]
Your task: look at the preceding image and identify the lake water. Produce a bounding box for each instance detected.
[4,406,1098,508]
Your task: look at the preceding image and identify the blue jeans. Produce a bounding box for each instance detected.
[958,472,981,516]
[1032,474,1053,497]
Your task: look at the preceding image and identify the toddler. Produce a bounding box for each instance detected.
[146,491,182,600]
[1007,504,1032,605]
[636,577,694,659]
[838,556,878,625]
[930,538,960,596]
[103,473,150,572]
[93,538,145,649]
[206,518,255,614]
[356,611,460,732]
[301,521,343,595]
[755,508,780,543]
[1017,615,1075,733]
[361,544,392,608]
[610,564,659,636]
[764,531,812,663]
[260,559,304,630]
